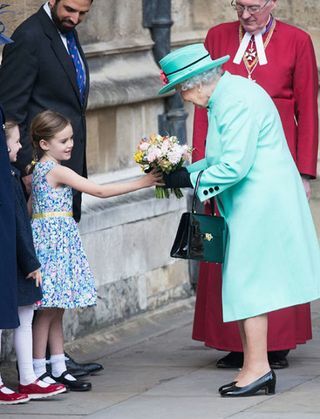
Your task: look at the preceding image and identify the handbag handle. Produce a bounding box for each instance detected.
[192,170,215,216]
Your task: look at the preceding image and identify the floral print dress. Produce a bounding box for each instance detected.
[31,160,96,309]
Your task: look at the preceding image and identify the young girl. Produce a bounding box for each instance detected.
[0,111,26,405]
[6,121,67,400]
[29,110,162,391]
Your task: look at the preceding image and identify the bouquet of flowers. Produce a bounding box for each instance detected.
[134,133,193,199]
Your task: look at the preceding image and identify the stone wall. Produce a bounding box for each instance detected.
[1,1,319,348]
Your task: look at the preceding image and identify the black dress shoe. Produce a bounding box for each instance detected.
[268,351,289,369]
[220,370,276,397]
[53,371,92,392]
[46,360,87,378]
[65,352,104,377]
[218,381,237,393]
[216,352,244,369]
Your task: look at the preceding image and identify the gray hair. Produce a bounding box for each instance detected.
[180,66,223,91]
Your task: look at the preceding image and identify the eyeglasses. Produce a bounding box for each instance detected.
[231,0,271,15]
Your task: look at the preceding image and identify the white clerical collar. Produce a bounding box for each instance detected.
[233,18,272,66]
[233,32,267,65]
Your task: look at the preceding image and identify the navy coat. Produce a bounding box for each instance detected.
[0,109,19,329]
[11,166,42,306]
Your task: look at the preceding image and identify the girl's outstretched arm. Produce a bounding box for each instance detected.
[47,165,164,198]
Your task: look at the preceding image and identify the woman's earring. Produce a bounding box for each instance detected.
[7,147,11,152]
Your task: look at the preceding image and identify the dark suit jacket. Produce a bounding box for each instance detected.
[0,6,90,220]
[0,109,19,329]
[11,166,42,306]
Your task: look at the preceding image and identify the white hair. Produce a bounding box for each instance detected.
[180,66,223,91]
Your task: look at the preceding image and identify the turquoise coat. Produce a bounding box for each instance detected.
[187,72,320,322]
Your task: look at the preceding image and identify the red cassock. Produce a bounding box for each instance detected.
[192,20,319,351]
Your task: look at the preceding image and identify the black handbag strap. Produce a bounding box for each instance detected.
[192,170,215,216]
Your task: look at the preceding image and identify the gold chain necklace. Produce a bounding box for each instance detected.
[239,19,276,81]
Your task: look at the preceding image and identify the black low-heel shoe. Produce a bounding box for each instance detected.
[218,381,237,393]
[220,370,276,397]
[65,352,104,376]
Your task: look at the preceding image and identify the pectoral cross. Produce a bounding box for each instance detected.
[245,47,257,62]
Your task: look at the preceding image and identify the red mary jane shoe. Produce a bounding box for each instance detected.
[0,385,29,405]
[19,380,67,399]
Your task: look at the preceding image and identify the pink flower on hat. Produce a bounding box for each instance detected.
[160,70,169,85]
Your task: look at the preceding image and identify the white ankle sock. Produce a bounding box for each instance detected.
[33,359,56,384]
[0,373,14,395]
[33,357,46,377]
[36,380,50,388]
[0,385,15,394]
[41,375,56,384]
[51,354,76,381]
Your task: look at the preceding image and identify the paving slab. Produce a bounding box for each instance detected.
[1,298,320,418]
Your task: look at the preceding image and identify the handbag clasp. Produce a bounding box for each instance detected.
[203,233,213,242]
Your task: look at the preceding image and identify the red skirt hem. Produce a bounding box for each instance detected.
[192,262,312,351]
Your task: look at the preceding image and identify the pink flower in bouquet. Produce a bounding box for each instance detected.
[146,146,161,162]
[182,145,192,162]
[139,141,150,151]
[134,133,193,199]
[167,144,184,165]
[161,139,170,154]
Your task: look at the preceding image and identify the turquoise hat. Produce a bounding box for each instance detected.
[158,43,230,95]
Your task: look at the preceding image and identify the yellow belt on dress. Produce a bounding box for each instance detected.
[32,211,73,219]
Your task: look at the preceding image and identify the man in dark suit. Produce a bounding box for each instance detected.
[0,0,92,222]
[0,0,103,384]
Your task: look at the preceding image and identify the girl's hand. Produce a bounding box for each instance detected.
[27,269,42,287]
[142,169,164,187]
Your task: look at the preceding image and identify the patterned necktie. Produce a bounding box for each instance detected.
[66,31,86,101]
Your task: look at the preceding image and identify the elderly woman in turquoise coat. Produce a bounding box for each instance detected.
[159,43,320,397]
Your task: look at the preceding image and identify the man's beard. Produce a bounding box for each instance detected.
[51,4,76,34]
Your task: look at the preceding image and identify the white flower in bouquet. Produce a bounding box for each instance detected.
[134,134,192,198]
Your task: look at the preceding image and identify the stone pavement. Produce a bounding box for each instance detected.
[1,298,320,419]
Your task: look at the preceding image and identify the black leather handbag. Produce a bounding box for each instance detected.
[170,171,227,263]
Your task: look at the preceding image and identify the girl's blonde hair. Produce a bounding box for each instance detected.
[26,110,71,174]
[4,120,19,140]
